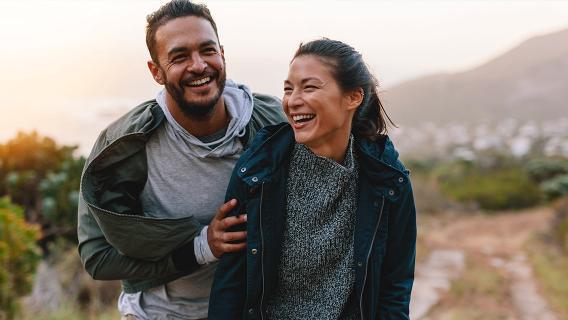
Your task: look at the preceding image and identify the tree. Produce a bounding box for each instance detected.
[0,198,41,319]
[0,131,84,245]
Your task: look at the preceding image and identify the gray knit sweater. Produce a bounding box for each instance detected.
[265,140,359,320]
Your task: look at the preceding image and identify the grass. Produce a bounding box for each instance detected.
[449,257,505,299]
[426,254,515,319]
[526,237,568,319]
[17,303,120,320]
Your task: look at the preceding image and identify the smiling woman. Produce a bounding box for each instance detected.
[209,39,417,320]
[283,55,358,162]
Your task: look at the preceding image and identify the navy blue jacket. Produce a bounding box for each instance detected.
[209,123,416,320]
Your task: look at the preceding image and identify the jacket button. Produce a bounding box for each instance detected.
[388,189,395,196]
[357,261,363,267]
[373,201,379,207]
[398,177,404,183]
[249,187,257,194]
[251,248,258,255]
[252,177,259,182]
[248,308,254,314]
[240,167,247,173]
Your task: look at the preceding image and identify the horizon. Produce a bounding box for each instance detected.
[1,0,568,154]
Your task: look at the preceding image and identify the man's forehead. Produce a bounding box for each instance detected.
[155,16,219,49]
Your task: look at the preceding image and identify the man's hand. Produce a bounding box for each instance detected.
[207,199,247,258]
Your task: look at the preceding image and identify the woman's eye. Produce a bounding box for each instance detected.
[304,85,317,91]
[283,88,292,94]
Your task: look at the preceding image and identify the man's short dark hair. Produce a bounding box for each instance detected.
[146,0,219,63]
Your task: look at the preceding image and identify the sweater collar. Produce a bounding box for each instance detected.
[236,123,409,201]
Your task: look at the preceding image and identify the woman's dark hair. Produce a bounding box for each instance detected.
[293,38,395,139]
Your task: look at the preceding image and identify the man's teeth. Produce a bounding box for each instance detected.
[292,114,315,122]
[189,77,211,86]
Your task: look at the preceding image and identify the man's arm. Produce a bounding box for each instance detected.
[78,194,245,280]
[77,129,247,281]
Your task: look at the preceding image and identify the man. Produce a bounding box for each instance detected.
[77,1,285,319]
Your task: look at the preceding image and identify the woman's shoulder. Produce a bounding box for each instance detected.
[233,123,294,185]
[356,135,413,202]
[356,135,408,174]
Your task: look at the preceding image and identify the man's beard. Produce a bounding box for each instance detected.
[165,69,227,119]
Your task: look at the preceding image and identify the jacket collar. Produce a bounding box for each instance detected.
[236,123,410,201]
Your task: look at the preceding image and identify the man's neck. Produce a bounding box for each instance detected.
[165,96,229,137]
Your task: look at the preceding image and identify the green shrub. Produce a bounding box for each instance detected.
[39,156,85,234]
[0,197,41,319]
[525,158,568,183]
[541,174,568,200]
[0,131,84,243]
[439,166,542,210]
[553,198,568,252]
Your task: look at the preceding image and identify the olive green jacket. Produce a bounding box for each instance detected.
[77,94,286,293]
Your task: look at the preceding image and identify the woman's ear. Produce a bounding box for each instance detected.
[345,88,364,111]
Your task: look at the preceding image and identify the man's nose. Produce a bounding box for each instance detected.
[188,54,207,74]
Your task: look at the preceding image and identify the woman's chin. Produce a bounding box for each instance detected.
[292,131,310,145]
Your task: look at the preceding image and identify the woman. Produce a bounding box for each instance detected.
[208,39,416,320]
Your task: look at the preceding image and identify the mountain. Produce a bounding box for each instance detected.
[384,28,568,126]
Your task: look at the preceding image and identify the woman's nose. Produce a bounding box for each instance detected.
[287,90,303,108]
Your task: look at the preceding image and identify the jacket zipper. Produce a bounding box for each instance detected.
[359,196,385,320]
[259,182,266,320]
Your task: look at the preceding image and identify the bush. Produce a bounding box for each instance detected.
[0,132,84,245]
[553,197,568,252]
[541,174,568,200]
[0,197,41,319]
[525,158,568,183]
[39,156,85,238]
[439,166,542,210]
[409,172,462,214]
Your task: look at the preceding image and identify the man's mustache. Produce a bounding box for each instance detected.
[180,70,218,86]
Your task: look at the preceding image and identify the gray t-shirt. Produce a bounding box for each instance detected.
[118,82,253,320]
[118,121,240,320]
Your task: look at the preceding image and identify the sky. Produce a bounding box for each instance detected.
[1,0,567,154]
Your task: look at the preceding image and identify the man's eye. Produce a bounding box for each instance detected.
[172,56,186,63]
[203,48,217,54]
[304,85,317,91]
[283,88,293,94]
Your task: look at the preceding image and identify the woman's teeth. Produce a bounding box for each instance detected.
[292,114,315,123]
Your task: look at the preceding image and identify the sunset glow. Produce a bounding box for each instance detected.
[1,0,567,154]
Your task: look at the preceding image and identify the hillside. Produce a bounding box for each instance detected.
[384,28,568,126]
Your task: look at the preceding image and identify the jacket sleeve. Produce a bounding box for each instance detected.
[78,214,200,281]
[378,180,417,319]
[77,131,201,281]
[208,170,248,319]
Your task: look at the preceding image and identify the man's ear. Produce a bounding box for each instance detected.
[148,60,165,85]
[345,88,364,111]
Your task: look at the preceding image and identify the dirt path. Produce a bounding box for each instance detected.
[411,207,558,319]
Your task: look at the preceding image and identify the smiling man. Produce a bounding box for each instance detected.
[77,1,285,319]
